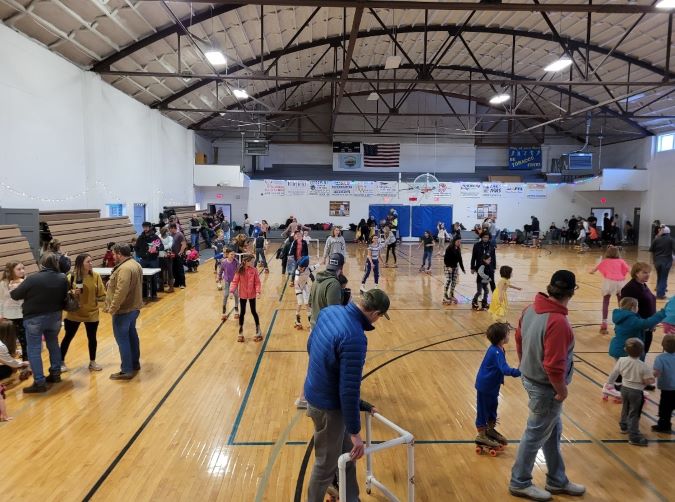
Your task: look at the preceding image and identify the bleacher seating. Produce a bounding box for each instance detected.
[164,205,208,247]
[40,210,136,265]
[0,225,38,275]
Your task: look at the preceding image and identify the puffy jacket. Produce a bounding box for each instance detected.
[304,303,372,434]
[608,308,665,358]
[308,270,343,329]
[516,293,574,386]
[230,266,261,299]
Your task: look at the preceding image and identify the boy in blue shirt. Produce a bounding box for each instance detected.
[653,334,675,433]
[475,323,521,448]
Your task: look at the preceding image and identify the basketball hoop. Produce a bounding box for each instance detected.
[412,173,440,198]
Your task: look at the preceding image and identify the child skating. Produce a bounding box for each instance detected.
[474,323,521,454]
[472,254,493,311]
[253,233,269,273]
[418,230,434,273]
[230,254,262,342]
[488,266,522,323]
[590,245,630,334]
[652,334,675,433]
[219,249,240,321]
[443,238,465,304]
[360,234,384,293]
[294,256,318,330]
[606,338,655,446]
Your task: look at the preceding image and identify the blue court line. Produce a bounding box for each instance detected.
[227,308,279,445]
[279,274,289,301]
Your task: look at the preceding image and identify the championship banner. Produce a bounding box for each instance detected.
[286,180,309,196]
[526,183,547,199]
[509,147,542,170]
[504,183,526,196]
[263,179,286,196]
[352,181,376,197]
[330,180,353,196]
[459,182,482,198]
[482,182,503,198]
[308,180,330,196]
[375,181,398,197]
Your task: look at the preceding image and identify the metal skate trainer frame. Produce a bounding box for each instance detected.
[337,412,415,501]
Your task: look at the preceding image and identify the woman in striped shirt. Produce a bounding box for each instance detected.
[360,234,384,293]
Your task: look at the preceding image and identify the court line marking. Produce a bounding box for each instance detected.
[227,308,279,445]
[235,437,675,446]
[82,316,229,501]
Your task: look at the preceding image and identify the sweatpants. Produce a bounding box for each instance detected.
[620,386,644,441]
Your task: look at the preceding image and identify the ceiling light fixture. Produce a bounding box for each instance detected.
[367,92,380,101]
[205,50,227,66]
[543,57,573,72]
[656,0,675,8]
[489,93,510,105]
[233,89,249,99]
[384,55,401,70]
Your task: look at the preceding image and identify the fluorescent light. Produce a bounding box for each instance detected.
[385,55,401,70]
[656,0,675,8]
[205,50,226,66]
[626,92,646,103]
[367,92,379,101]
[489,93,510,105]
[543,57,573,72]
[233,89,248,99]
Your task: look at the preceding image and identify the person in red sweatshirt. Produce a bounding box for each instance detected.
[509,270,586,502]
[230,254,262,343]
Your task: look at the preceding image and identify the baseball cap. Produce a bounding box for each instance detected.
[661,226,671,234]
[549,270,577,290]
[362,288,391,320]
[326,253,345,272]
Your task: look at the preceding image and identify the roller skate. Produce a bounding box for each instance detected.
[602,383,622,403]
[253,325,263,342]
[474,431,503,457]
[237,326,245,343]
[487,422,508,446]
[294,315,303,330]
[481,302,489,311]
[599,322,608,335]
[472,300,480,311]
[216,281,223,291]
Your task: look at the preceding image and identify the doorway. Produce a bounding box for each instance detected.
[209,203,232,240]
[133,203,146,234]
[590,207,614,229]
[633,207,640,245]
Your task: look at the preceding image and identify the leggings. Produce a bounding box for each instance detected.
[362,259,380,285]
[602,294,621,321]
[239,298,260,327]
[444,267,459,298]
[223,280,240,313]
[60,319,99,362]
[386,243,397,264]
[8,319,27,361]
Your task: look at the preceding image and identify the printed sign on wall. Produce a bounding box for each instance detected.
[286,180,309,196]
[329,201,350,217]
[352,181,376,197]
[459,182,482,198]
[263,179,286,196]
[477,204,498,219]
[330,180,353,196]
[482,182,503,198]
[504,183,526,196]
[526,183,547,199]
[435,182,453,198]
[376,181,398,197]
[509,147,542,170]
[308,180,330,196]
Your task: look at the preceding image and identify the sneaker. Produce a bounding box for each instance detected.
[45,373,61,383]
[360,284,366,293]
[23,383,48,394]
[60,364,69,373]
[629,437,648,447]
[651,425,672,433]
[620,427,628,434]
[179,285,185,289]
[509,485,552,501]
[599,322,608,334]
[374,284,379,289]
[295,397,308,409]
[88,361,103,372]
[110,372,135,380]
[545,482,586,496]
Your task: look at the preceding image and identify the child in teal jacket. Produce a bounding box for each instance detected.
[609,297,665,359]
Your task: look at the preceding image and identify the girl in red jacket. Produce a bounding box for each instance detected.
[590,245,630,334]
[230,254,262,342]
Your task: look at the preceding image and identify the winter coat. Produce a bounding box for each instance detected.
[230,266,261,299]
[608,308,665,358]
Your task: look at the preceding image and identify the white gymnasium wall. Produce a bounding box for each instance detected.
[639,146,675,247]
[194,186,249,225]
[0,23,194,220]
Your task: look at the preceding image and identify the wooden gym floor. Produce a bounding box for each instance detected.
[1,243,674,502]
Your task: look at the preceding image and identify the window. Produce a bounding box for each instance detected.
[657,132,675,152]
[106,203,126,217]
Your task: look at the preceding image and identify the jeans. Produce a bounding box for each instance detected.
[655,260,672,297]
[473,282,489,306]
[190,232,200,251]
[112,310,141,374]
[140,256,160,297]
[362,259,380,285]
[255,247,268,269]
[422,248,432,270]
[24,311,62,385]
[306,404,359,502]
[510,379,569,490]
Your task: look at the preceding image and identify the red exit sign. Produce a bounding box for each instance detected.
[216,194,223,199]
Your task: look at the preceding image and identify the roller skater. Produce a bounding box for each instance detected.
[472,254,493,311]
[294,314,303,330]
[475,432,503,456]
[294,256,318,331]
[487,421,508,446]
[443,237,465,305]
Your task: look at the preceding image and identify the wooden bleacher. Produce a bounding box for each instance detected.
[0,225,38,275]
[40,210,136,264]
[164,205,208,247]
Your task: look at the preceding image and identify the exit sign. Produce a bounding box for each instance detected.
[216,194,223,199]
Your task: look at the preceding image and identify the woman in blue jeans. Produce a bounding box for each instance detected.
[9,253,68,393]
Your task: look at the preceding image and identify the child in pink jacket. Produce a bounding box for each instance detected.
[590,245,631,334]
[230,254,262,342]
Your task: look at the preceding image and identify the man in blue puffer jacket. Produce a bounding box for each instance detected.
[304,288,390,502]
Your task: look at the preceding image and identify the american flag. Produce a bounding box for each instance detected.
[363,143,400,168]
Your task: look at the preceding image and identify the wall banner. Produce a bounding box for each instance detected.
[526,183,547,199]
[504,183,526,196]
[330,180,353,196]
[334,153,362,170]
[509,147,542,170]
[435,181,453,198]
[286,180,309,196]
[352,181,376,197]
[482,182,503,198]
[308,180,330,196]
[263,179,286,196]
[376,181,398,197]
[459,182,482,198]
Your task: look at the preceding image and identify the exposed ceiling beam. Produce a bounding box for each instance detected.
[331,7,363,133]
[167,1,673,15]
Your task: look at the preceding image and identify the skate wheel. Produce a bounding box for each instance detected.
[498,444,506,451]
[475,446,483,455]
[489,449,498,457]
[366,488,371,495]
[602,395,608,401]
